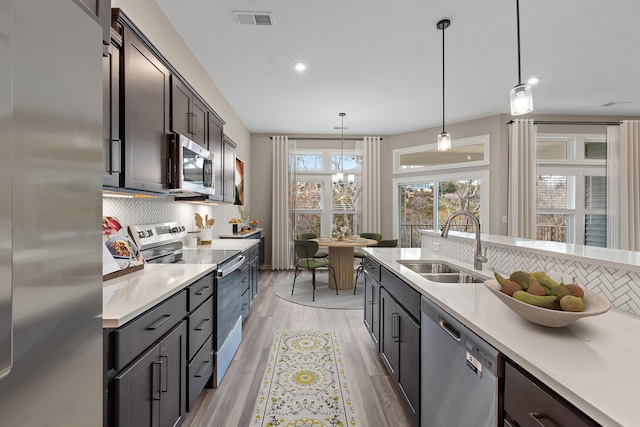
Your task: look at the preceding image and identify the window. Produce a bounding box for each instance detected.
[393,136,490,248]
[289,148,362,238]
[394,135,490,173]
[399,179,483,247]
[536,134,607,247]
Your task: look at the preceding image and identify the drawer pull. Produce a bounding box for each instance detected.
[195,318,210,331]
[146,314,172,330]
[529,412,550,426]
[195,360,210,377]
[195,285,211,295]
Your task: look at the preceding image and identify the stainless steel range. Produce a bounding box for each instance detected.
[129,222,187,264]
[128,221,241,266]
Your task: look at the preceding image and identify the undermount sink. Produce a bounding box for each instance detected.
[420,273,484,283]
[396,260,485,284]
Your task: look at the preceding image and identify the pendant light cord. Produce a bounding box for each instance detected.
[437,19,450,135]
[516,0,522,85]
[442,23,445,133]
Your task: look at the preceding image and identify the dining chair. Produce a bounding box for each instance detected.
[292,239,337,301]
[296,233,329,260]
[353,232,382,294]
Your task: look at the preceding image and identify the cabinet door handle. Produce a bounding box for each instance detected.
[146,314,172,330]
[152,361,162,400]
[195,318,210,331]
[438,316,461,342]
[192,114,197,135]
[529,413,551,426]
[392,313,400,342]
[195,285,210,295]
[160,355,168,392]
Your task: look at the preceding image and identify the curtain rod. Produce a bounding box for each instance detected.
[506,120,620,126]
[269,137,382,141]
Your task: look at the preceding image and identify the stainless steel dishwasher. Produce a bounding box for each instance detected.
[421,296,503,427]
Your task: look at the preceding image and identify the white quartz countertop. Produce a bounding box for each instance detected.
[103,238,259,328]
[103,264,216,328]
[364,247,640,427]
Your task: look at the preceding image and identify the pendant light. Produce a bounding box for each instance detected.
[332,113,346,185]
[437,19,451,151]
[509,0,533,115]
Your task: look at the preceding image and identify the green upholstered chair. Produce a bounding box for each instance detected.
[353,232,382,259]
[353,232,383,294]
[376,239,398,248]
[292,239,337,301]
[296,233,329,260]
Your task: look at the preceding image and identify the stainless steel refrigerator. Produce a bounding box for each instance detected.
[0,0,103,425]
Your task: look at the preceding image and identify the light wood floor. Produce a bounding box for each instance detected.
[182,269,413,427]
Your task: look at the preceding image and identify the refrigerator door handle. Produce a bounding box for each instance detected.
[0,23,12,379]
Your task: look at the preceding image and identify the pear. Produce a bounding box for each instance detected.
[500,280,522,297]
[565,284,585,298]
[527,277,548,296]
[560,295,585,312]
[550,283,571,301]
[509,271,530,291]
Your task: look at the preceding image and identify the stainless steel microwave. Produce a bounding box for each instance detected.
[169,133,216,197]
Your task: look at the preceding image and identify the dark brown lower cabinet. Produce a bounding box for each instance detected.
[379,287,420,426]
[113,321,187,427]
[363,269,380,347]
[504,360,600,427]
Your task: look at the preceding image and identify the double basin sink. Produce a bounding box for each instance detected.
[396,260,485,284]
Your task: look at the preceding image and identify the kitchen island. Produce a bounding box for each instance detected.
[364,246,640,427]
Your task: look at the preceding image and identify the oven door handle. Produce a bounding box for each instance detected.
[217,255,246,277]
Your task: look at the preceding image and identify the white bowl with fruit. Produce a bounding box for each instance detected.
[484,271,611,327]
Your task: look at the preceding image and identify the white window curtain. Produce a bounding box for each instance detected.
[361,136,381,232]
[271,136,291,269]
[619,120,640,251]
[508,119,537,239]
[606,125,620,249]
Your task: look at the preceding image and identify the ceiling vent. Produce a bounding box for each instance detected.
[233,11,274,27]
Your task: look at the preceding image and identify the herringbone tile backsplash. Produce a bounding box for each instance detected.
[422,234,640,316]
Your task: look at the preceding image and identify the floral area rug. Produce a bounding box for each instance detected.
[250,330,359,427]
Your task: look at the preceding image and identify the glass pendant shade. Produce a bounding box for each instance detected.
[437,132,451,151]
[510,83,534,115]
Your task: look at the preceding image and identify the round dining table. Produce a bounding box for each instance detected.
[313,237,379,290]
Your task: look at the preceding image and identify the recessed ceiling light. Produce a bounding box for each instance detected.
[294,62,306,72]
[527,77,539,85]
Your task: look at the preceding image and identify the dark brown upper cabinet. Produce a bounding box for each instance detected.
[120,24,170,193]
[171,76,207,147]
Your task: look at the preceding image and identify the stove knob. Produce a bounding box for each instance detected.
[180,226,185,232]
[171,226,178,233]
[138,231,145,238]
[146,230,153,237]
